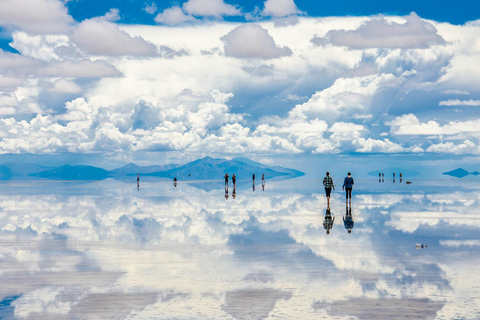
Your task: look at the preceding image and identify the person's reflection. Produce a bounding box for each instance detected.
[252,182,255,192]
[343,204,354,234]
[224,188,229,200]
[232,187,236,199]
[323,205,335,235]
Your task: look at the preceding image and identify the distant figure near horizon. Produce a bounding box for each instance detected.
[382,173,384,182]
[323,205,335,235]
[323,171,335,207]
[137,173,139,191]
[342,172,354,205]
[400,172,403,183]
[232,174,236,188]
[174,177,177,187]
[252,173,255,183]
[393,172,396,183]
[379,172,381,182]
[261,174,265,190]
[224,173,229,189]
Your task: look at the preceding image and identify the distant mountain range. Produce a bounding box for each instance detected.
[0,157,304,181]
[442,168,480,178]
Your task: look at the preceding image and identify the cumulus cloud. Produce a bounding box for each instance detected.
[439,99,480,106]
[144,3,158,15]
[38,60,121,78]
[288,74,395,122]
[354,138,407,153]
[387,114,480,136]
[426,140,479,154]
[262,0,299,17]
[312,13,445,49]
[154,7,197,25]
[221,24,292,59]
[72,19,158,56]
[183,0,241,17]
[47,79,82,93]
[0,0,73,34]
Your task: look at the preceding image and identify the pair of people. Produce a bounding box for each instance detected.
[323,172,354,205]
[224,173,236,188]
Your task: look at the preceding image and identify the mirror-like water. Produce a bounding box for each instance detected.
[0,178,479,319]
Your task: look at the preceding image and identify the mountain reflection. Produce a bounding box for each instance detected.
[0,179,478,319]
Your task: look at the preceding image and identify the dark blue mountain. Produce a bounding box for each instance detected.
[31,165,110,180]
[442,168,479,178]
[144,156,304,180]
[0,163,51,180]
[111,162,178,177]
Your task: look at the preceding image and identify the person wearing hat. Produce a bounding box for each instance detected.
[342,172,354,205]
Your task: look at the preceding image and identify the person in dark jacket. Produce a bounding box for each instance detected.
[342,172,354,204]
[343,206,354,233]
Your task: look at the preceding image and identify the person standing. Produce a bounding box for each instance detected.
[323,171,335,207]
[342,172,354,205]
[224,173,229,189]
[232,174,236,188]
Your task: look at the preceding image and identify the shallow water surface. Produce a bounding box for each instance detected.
[0,178,479,319]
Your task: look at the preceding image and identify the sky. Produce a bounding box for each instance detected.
[0,0,480,167]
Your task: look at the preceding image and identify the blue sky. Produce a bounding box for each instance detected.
[63,0,480,25]
[0,0,479,167]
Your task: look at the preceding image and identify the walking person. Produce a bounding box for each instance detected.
[342,172,354,205]
[323,171,335,207]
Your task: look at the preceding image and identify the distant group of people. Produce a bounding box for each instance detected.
[224,173,266,199]
[322,171,355,235]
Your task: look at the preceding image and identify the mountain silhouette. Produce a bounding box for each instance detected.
[0,157,303,182]
[143,156,304,180]
[0,163,51,180]
[442,168,479,178]
[31,165,110,180]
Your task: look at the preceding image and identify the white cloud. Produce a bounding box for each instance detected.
[262,0,299,18]
[221,24,293,59]
[0,0,73,34]
[441,89,469,95]
[312,13,445,49]
[388,114,480,136]
[440,240,480,247]
[144,3,158,15]
[183,0,241,17]
[426,140,479,154]
[439,99,480,106]
[154,7,197,25]
[104,8,121,22]
[38,59,121,78]
[288,74,394,122]
[48,78,82,93]
[354,138,406,153]
[72,19,158,56]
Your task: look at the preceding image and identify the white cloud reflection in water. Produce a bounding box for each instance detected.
[0,178,479,319]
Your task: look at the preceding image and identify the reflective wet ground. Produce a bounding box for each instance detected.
[0,178,479,319]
